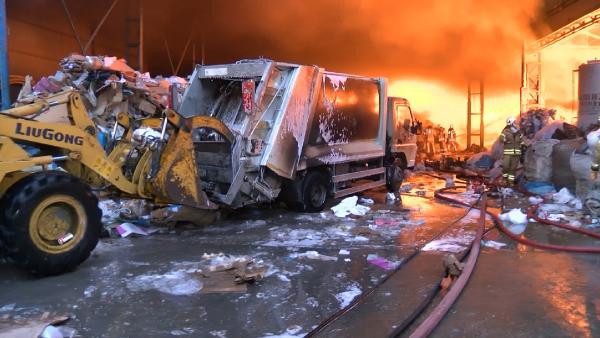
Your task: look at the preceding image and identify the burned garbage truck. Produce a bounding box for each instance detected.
[178,59,418,211]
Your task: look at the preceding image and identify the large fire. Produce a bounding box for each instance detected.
[388,79,520,147]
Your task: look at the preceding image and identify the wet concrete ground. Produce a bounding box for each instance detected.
[1,173,599,337]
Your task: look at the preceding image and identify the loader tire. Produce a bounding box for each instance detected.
[0,171,101,275]
[300,171,329,212]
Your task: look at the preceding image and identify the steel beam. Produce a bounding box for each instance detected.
[0,0,10,109]
[83,0,119,54]
[138,0,143,71]
[60,0,84,53]
[530,7,600,51]
[175,35,192,75]
[164,38,175,74]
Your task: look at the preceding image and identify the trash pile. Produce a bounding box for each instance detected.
[16,54,188,127]
[98,198,217,238]
[518,108,557,139]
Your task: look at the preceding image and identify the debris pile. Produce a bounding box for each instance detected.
[16,54,188,127]
[518,108,557,139]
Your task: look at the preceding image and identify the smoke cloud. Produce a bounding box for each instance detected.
[145,0,542,92]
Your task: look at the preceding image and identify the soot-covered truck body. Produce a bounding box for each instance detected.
[178,59,418,211]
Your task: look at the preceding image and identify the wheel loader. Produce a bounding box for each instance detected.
[0,89,221,275]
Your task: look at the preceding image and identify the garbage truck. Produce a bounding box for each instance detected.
[177,59,419,211]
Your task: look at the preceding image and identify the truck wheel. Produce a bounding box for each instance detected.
[301,171,329,212]
[0,171,101,275]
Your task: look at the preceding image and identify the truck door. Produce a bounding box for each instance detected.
[391,100,415,145]
[387,97,417,168]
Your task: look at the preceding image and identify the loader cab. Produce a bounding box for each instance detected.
[386,97,418,168]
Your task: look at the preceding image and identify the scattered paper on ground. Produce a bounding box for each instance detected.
[335,283,362,308]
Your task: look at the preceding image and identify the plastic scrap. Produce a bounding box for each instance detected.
[366,254,400,270]
[358,197,374,205]
[482,240,506,250]
[523,181,555,195]
[553,187,576,204]
[331,196,370,217]
[116,222,158,237]
[338,249,350,255]
[528,196,544,205]
[499,209,528,225]
[290,251,337,261]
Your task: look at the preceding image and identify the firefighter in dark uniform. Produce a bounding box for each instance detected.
[447,125,458,152]
[500,117,524,184]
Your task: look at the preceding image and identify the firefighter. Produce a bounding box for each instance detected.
[500,117,524,184]
[448,125,458,152]
[438,125,447,152]
[591,131,600,180]
[425,125,436,157]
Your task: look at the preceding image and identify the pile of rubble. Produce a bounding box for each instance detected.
[16,54,188,127]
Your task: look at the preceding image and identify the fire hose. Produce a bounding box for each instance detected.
[392,182,600,337]
[404,190,487,338]
[311,177,600,337]
[305,185,475,337]
[527,204,600,241]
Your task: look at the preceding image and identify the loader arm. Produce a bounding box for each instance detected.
[0,93,138,194]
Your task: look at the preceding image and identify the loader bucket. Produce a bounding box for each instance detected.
[154,126,217,210]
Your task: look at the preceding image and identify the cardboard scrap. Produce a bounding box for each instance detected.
[0,315,69,338]
[197,258,267,294]
[350,226,381,237]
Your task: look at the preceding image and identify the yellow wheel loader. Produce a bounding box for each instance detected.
[0,90,222,275]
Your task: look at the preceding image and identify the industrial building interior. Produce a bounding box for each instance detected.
[0,0,600,337]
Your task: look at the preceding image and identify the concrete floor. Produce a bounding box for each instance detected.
[1,173,599,337]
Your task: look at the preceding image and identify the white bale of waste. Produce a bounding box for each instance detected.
[570,150,594,199]
[552,139,581,192]
[533,121,563,141]
[524,139,559,182]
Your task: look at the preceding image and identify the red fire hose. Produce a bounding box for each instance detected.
[408,191,487,338]
[406,186,600,337]
[527,204,600,241]
[436,188,600,253]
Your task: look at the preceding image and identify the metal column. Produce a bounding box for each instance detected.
[467,80,484,149]
[0,0,9,109]
[125,0,143,71]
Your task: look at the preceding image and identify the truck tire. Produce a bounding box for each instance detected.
[300,171,329,212]
[0,171,101,275]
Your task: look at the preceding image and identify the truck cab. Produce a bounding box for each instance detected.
[387,97,418,168]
